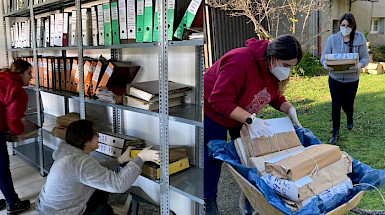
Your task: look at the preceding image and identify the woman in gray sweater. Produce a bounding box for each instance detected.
[320,13,369,144]
[35,120,159,215]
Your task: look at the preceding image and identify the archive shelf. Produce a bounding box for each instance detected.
[3,0,204,213]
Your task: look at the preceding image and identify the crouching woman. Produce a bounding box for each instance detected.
[35,120,159,215]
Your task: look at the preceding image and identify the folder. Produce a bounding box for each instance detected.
[25,20,30,47]
[152,0,159,42]
[97,4,105,46]
[70,10,77,46]
[126,0,136,39]
[92,60,108,95]
[103,3,112,46]
[54,58,60,90]
[110,0,120,45]
[50,14,55,46]
[47,58,54,89]
[82,8,91,46]
[65,58,72,91]
[118,0,128,40]
[136,0,144,42]
[36,18,42,47]
[70,59,79,92]
[143,0,153,42]
[167,0,175,41]
[60,58,66,90]
[63,13,69,47]
[42,57,48,88]
[56,13,64,46]
[44,18,50,47]
[91,6,98,46]
[81,61,92,94]
[38,58,43,87]
[173,0,202,40]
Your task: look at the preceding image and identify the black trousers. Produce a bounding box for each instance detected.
[0,133,19,204]
[328,77,359,130]
[83,190,114,215]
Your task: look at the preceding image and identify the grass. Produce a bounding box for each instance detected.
[257,73,385,213]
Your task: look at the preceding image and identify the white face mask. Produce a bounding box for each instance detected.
[340,26,352,36]
[270,59,290,81]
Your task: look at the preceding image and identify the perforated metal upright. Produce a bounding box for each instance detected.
[75,0,85,120]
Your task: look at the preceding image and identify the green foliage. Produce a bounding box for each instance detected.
[364,30,369,41]
[291,51,328,77]
[370,46,385,62]
[258,73,385,213]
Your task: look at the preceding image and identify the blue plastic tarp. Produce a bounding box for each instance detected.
[208,127,385,215]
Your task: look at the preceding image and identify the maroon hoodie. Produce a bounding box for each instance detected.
[204,38,286,128]
[0,70,27,135]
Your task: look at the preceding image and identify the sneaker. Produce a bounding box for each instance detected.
[347,123,353,130]
[329,129,340,144]
[7,200,30,215]
[0,199,5,210]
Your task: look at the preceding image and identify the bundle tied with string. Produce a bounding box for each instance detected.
[264,144,342,181]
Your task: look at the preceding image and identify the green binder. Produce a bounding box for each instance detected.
[111,0,120,44]
[103,3,112,45]
[143,0,153,42]
[174,0,202,40]
[136,0,144,42]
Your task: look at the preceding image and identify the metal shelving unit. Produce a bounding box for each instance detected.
[2,0,204,214]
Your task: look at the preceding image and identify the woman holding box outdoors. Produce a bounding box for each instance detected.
[204,35,303,214]
[321,13,369,144]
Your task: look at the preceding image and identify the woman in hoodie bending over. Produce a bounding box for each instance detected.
[35,120,159,215]
[321,13,369,144]
[204,35,303,214]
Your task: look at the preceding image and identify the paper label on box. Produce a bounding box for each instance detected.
[104,7,111,22]
[168,0,175,9]
[111,5,118,20]
[137,1,144,15]
[84,63,90,77]
[106,65,113,77]
[187,0,201,15]
[92,64,101,83]
[302,178,353,207]
[145,0,152,7]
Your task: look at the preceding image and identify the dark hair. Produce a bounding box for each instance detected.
[339,13,357,53]
[264,35,302,64]
[10,59,32,74]
[65,120,96,150]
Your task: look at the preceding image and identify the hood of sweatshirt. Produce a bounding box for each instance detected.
[246,38,269,60]
[333,30,366,52]
[53,142,86,161]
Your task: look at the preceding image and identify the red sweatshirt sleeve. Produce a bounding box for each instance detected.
[6,86,27,135]
[269,94,287,111]
[208,54,246,118]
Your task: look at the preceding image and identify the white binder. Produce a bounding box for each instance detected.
[91,6,98,46]
[44,18,50,47]
[70,10,77,46]
[126,0,136,39]
[55,13,63,46]
[118,0,128,40]
[50,15,55,47]
[81,8,91,46]
[36,18,42,48]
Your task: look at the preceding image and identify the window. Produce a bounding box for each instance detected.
[371,18,380,34]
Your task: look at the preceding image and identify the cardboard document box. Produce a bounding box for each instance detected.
[367,62,383,75]
[130,146,187,161]
[51,125,66,140]
[325,53,358,72]
[265,144,342,181]
[240,117,302,157]
[98,132,145,149]
[141,157,190,179]
[56,112,98,127]
[263,152,352,202]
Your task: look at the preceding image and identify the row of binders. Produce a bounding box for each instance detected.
[22,56,140,97]
[10,0,202,48]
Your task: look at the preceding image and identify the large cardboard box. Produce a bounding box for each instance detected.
[52,125,67,140]
[56,112,98,127]
[141,157,190,180]
[263,152,352,202]
[240,117,302,158]
[367,63,383,75]
[325,53,358,72]
[265,144,342,181]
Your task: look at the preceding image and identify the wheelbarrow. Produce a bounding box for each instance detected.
[227,163,365,215]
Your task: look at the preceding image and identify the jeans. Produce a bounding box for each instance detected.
[328,77,359,130]
[83,190,114,215]
[0,133,19,204]
[204,114,242,199]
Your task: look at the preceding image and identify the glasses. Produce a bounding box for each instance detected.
[340,24,352,28]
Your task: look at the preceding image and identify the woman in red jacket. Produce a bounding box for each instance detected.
[0,59,32,214]
[204,35,303,214]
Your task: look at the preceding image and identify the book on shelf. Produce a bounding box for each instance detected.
[123,94,184,111]
[127,80,191,102]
